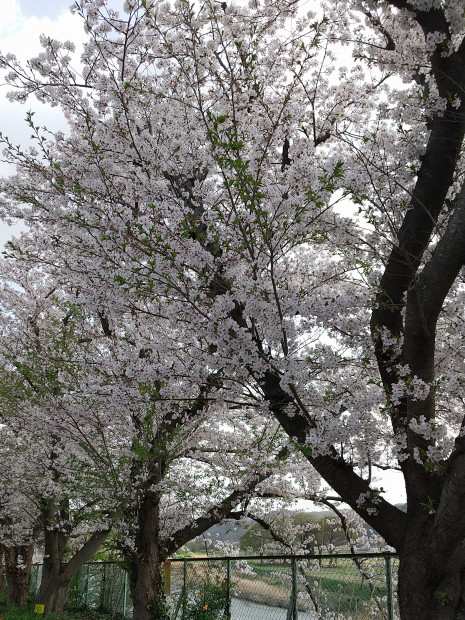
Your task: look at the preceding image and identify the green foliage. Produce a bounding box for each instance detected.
[239,511,347,553]
[289,438,312,459]
[148,597,170,620]
[433,590,451,606]
[314,576,387,612]
[183,582,228,619]
[0,591,105,620]
[90,534,123,562]
[239,522,274,552]
[420,495,436,512]
[183,541,204,554]
[0,609,59,620]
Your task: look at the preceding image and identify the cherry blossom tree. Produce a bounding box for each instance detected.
[0,0,465,618]
[116,417,311,618]
[233,500,388,617]
[0,304,117,612]
[0,259,313,617]
[0,424,39,606]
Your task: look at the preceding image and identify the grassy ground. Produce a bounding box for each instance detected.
[0,593,116,620]
[251,560,381,583]
[180,559,388,616]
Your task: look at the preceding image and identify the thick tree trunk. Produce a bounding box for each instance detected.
[36,522,110,614]
[4,544,34,606]
[36,528,70,614]
[397,525,465,620]
[37,575,70,615]
[128,490,168,620]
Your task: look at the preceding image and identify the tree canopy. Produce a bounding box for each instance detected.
[0,0,465,618]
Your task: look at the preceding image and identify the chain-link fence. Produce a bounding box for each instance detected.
[29,553,399,619]
[168,554,398,620]
[29,562,132,618]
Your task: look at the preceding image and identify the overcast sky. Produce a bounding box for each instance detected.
[0,0,87,152]
[18,0,74,19]
[0,0,406,508]
[0,0,85,244]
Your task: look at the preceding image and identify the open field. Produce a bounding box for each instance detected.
[169,557,392,619]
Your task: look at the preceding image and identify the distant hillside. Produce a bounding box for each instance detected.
[181,518,253,553]
[202,518,253,543]
[182,505,406,555]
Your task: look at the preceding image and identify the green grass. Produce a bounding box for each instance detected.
[318,575,386,597]
[0,593,55,620]
[250,561,369,580]
[0,593,116,620]
[237,563,388,614]
[249,563,289,576]
[250,562,386,591]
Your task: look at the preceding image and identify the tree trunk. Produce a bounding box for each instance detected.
[128,490,168,620]
[36,527,70,614]
[0,544,5,593]
[36,523,111,615]
[37,575,70,615]
[397,523,465,620]
[4,544,34,606]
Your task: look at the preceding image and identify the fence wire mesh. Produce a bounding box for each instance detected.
[29,563,42,596]
[168,555,398,620]
[28,553,399,619]
[68,562,130,617]
[29,561,132,618]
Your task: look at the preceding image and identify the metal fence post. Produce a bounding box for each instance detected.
[292,557,298,620]
[84,564,90,607]
[123,571,128,618]
[30,552,401,619]
[182,559,187,620]
[225,559,231,620]
[100,562,107,610]
[287,557,298,620]
[384,555,394,620]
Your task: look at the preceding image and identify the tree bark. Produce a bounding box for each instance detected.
[37,575,70,616]
[36,522,111,614]
[397,528,465,620]
[4,543,34,606]
[37,527,70,614]
[127,489,168,620]
[0,544,5,593]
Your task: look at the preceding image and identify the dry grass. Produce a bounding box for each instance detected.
[233,576,290,608]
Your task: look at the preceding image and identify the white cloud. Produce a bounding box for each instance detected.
[0,1,21,40]
[19,0,74,20]
[1,3,86,62]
